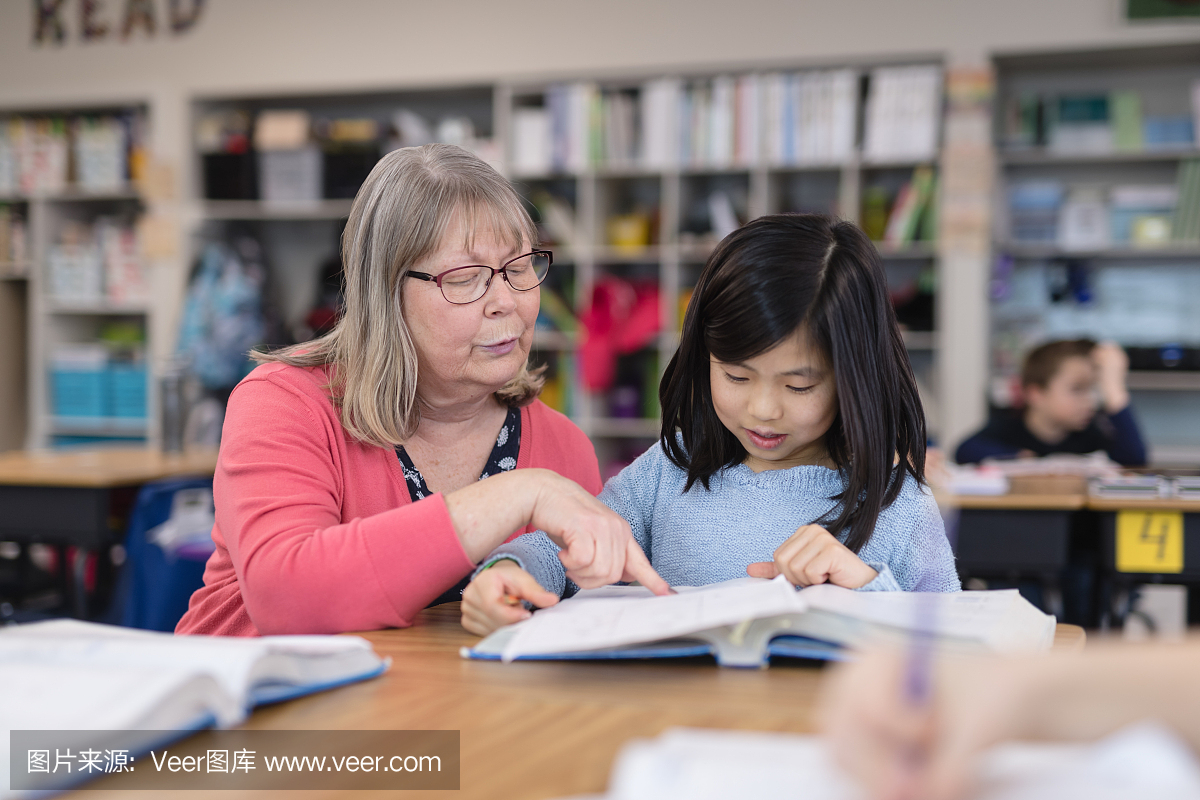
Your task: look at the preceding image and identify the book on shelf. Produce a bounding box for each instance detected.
[1,619,388,795]
[1110,184,1177,248]
[462,575,1056,668]
[640,78,681,170]
[1051,94,1112,154]
[1110,90,1144,152]
[882,165,936,246]
[1172,159,1200,243]
[511,107,551,175]
[863,65,942,163]
[763,70,856,167]
[1058,187,1111,251]
[602,90,638,168]
[545,82,597,173]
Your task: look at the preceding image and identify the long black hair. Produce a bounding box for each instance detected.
[659,213,926,554]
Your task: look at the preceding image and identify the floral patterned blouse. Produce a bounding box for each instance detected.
[395,406,521,605]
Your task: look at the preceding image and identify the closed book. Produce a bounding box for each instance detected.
[1110,91,1144,151]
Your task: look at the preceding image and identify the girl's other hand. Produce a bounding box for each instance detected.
[461,560,559,636]
[745,524,879,588]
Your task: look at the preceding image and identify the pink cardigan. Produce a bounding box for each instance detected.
[175,362,601,637]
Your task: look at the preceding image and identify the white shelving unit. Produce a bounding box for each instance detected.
[25,190,153,448]
[0,105,155,450]
[503,64,945,470]
[184,68,946,472]
[991,44,1200,462]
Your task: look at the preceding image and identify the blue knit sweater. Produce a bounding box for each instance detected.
[481,440,961,596]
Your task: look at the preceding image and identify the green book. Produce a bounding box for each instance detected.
[1173,160,1200,242]
[918,174,939,242]
[904,166,936,244]
[1110,91,1144,151]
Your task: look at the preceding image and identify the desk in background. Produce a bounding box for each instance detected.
[0,447,219,618]
[941,489,1200,627]
[946,492,1088,578]
[82,603,1085,800]
[1087,495,1200,625]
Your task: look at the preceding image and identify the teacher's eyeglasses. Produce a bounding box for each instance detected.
[407,250,553,305]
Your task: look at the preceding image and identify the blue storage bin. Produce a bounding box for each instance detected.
[51,369,107,418]
[109,365,148,419]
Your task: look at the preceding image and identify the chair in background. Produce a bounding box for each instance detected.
[105,475,215,632]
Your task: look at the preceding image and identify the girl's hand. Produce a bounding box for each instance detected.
[461,560,560,636]
[745,524,878,589]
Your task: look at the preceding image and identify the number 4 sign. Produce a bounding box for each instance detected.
[1116,511,1184,573]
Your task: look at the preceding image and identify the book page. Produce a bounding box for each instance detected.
[502,576,806,661]
[0,620,381,709]
[797,585,1056,652]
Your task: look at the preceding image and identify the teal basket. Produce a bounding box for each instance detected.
[109,366,148,419]
[51,369,107,418]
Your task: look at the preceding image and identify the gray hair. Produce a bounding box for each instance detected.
[256,143,544,447]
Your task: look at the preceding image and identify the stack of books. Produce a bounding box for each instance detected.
[1009,181,1064,242]
[762,70,857,167]
[862,65,943,163]
[1088,475,1170,500]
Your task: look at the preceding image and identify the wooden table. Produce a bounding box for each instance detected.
[85,604,1082,800]
[0,447,219,616]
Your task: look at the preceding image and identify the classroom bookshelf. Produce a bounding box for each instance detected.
[991,43,1200,462]
[0,104,155,450]
[183,64,946,477]
[189,85,498,365]
[503,63,945,475]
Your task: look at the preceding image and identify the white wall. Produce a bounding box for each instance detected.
[2,0,1198,449]
[2,0,1199,101]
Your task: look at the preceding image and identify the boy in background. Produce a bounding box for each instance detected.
[955,339,1146,466]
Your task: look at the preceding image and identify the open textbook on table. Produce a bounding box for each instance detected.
[1,619,388,798]
[462,576,1056,667]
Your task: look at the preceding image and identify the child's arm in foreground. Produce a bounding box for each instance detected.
[820,639,1200,800]
[462,446,666,635]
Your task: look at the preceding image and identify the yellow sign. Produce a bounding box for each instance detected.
[1116,511,1184,573]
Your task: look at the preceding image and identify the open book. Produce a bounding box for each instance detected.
[462,576,1056,667]
[1,619,388,798]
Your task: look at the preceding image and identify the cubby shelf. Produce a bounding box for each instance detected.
[990,43,1200,459]
[1127,372,1200,392]
[201,199,355,221]
[1000,243,1200,260]
[1000,148,1200,166]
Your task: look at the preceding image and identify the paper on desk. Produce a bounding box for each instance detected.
[501,576,805,661]
[591,722,1200,800]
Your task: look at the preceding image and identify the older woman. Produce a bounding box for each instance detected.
[177,144,667,636]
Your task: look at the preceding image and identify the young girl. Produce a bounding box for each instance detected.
[461,213,959,636]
